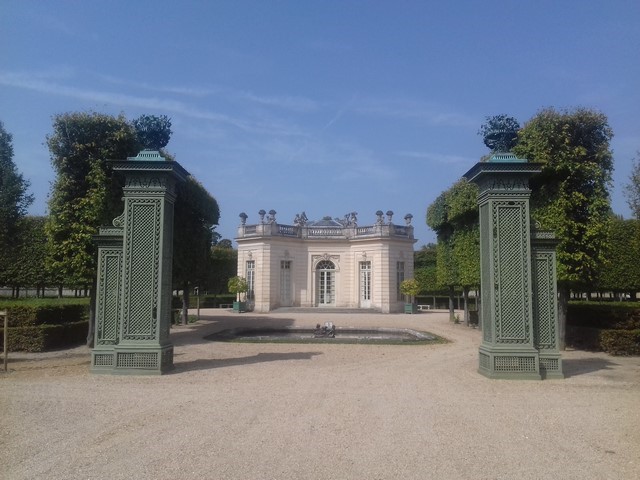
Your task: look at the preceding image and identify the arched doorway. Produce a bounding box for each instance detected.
[316,260,335,306]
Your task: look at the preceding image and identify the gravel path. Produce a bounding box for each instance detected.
[2,309,639,480]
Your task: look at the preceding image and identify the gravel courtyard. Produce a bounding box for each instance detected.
[2,309,638,480]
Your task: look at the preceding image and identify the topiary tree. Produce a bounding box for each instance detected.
[228,276,249,313]
[400,278,421,313]
[478,114,520,153]
[132,114,172,150]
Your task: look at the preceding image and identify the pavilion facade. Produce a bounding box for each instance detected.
[235,210,417,313]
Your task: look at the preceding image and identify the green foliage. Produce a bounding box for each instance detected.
[0,298,89,351]
[0,321,88,352]
[199,294,236,308]
[426,179,479,290]
[513,107,614,286]
[173,176,221,291]
[228,276,249,295]
[453,228,480,288]
[597,218,640,294]
[132,114,172,150]
[208,244,237,295]
[400,278,421,297]
[566,302,640,354]
[624,151,640,220]
[45,112,139,286]
[598,330,640,356]
[478,114,520,153]
[0,299,89,327]
[0,121,34,285]
[3,216,50,291]
[567,301,640,330]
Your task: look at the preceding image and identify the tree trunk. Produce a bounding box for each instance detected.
[463,287,470,326]
[557,283,569,350]
[58,285,63,298]
[448,286,455,321]
[181,284,189,326]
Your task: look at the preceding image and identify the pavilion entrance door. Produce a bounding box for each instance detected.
[316,260,335,306]
[359,261,371,308]
[280,260,292,307]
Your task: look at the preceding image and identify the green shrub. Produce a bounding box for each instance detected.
[599,329,640,356]
[200,294,235,308]
[0,299,89,327]
[0,320,89,352]
[568,302,640,330]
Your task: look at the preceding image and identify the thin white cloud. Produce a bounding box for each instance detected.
[395,151,474,165]
[238,91,320,112]
[0,71,308,137]
[354,97,477,128]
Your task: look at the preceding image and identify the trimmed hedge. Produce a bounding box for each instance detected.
[567,302,640,355]
[0,299,90,352]
[171,294,236,309]
[0,320,89,352]
[599,330,640,356]
[0,299,89,327]
[567,302,640,330]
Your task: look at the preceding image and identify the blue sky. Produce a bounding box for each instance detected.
[2,1,639,247]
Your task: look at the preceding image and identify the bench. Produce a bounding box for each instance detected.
[417,305,432,311]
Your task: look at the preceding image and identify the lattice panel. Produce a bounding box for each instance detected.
[539,357,559,372]
[117,352,158,369]
[479,204,493,342]
[122,200,161,340]
[494,356,536,372]
[533,253,556,349]
[96,250,121,345]
[93,353,114,367]
[494,202,530,344]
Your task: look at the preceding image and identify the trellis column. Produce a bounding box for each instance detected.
[531,230,564,379]
[464,156,543,379]
[91,150,188,374]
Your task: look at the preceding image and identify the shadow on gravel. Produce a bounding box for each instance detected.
[172,351,323,373]
[562,357,618,378]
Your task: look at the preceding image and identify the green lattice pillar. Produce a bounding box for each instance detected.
[91,150,188,375]
[464,155,543,379]
[531,230,564,379]
[90,226,123,372]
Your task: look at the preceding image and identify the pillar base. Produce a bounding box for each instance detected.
[478,344,541,380]
[91,344,174,375]
[539,352,564,379]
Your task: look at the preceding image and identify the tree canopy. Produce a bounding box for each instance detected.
[597,216,640,298]
[45,112,139,287]
[624,151,640,220]
[513,107,614,287]
[0,121,34,287]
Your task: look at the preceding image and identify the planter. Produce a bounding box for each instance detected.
[404,303,418,314]
[233,301,247,313]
